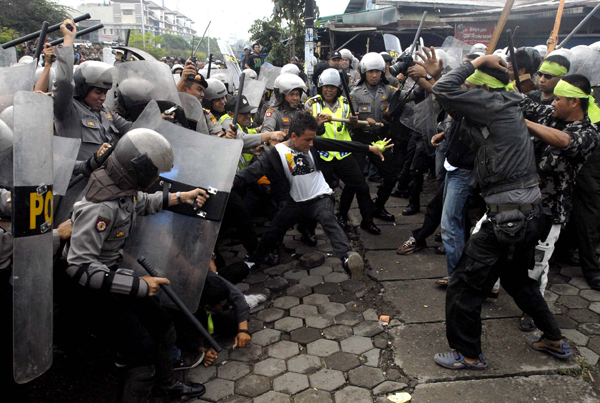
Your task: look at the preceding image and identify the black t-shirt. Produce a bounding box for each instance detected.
[246,54,263,74]
[526,90,554,106]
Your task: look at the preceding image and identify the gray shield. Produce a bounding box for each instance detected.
[179,92,203,123]
[122,101,243,311]
[242,79,267,113]
[53,136,81,197]
[0,62,36,112]
[383,34,402,59]
[103,48,116,65]
[12,91,54,383]
[571,46,600,86]
[0,47,17,67]
[411,95,442,157]
[112,46,157,62]
[217,40,242,91]
[441,36,472,69]
[258,64,282,90]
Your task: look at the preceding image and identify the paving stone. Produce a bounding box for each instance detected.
[294,389,333,403]
[287,354,323,374]
[299,252,326,268]
[334,311,363,326]
[579,346,600,366]
[273,372,310,395]
[411,375,597,403]
[303,293,330,306]
[324,256,343,270]
[253,391,291,403]
[334,386,372,403]
[345,301,364,312]
[236,282,250,292]
[284,269,309,281]
[557,295,589,309]
[581,289,600,302]
[268,341,300,359]
[340,280,366,293]
[373,333,389,349]
[274,317,304,332]
[310,266,333,276]
[252,329,282,347]
[299,275,324,287]
[353,321,384,337]
[323,325,353,341]
[363,348,381,367]
[217,361,251,381]
[317,243,333,253]
[544,290,559,303]
[561,329,589,346]
[587,337,600,355]
[325,351,361,371]
[313,282,340,295]
[341,336,373,355]
[324,272,350,283]
[548,302,566,315]
[245,272,269,285]
[213,349,230,366]
[554,314,578,329]
[291,327,322,344]
[579,323,600,336]
[287,284,313,298]
[318,302,347,316]
[362,308,379,321]
[372,381,408,395]
[264,263,295,276]
[248,320,264,334]
[569,276,591,290]
[256,308,285,323]
[264,277,290,292]
[348,366,385,388]
[273,296,300,310]
[253,358,287,377]
[235,374,271,398]
[222,396,252,403]
[229,344,263,363]
[309,368,346,391]
[385,369,402,381]
[589,302,600,314]
[365,249,446,281]
[307,339,340,357]
[188,365,216,384]
[306,314,336,329]
[549,283,580,296]
[568,309,599,324]
[202,378,235,402]
[290,304,319,319]
[560,266,583,277]
[328,290,356,304]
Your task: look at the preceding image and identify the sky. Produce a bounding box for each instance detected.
[55,0,347,42]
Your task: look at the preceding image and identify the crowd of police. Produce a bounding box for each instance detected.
[3,13,600,402]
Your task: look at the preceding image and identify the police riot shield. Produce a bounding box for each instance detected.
[103,48,116,65]
[53,136,81,197]
[179,92,203,124]
[217,39,242,91]
[440,36,472,69]
[383,34,402,59]
[258,64,282,90]
[0,118,12,188]
[242,79,267,114]
[0,47,17,67]
[123,101,243,311]
[571,46,600,86]
[12,91,54,383]
[0,62,36,112]
[412,94,442,156]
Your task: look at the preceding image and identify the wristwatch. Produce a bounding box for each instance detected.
[425,73,433,81]
[176,191,182,204]
[238,329,250,335]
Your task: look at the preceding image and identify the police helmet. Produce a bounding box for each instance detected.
[340,49,353,60]
[0,106,13,130]
[318,68,342,88]
[172,64,184,74]
[379,52,393,64]
[242,69,258,80]
[203,78,228,101]
[590,42,600,52]
[360,52,386,74]
[73,61,118,98]
[281,63,301,76]
[274,73,307,94]
[470,43,487,55]
[17,55,34,64]
[534,44,548,58]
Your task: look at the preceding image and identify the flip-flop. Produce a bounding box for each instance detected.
[436,276,451,286]
[519,313,536,332]
[527,336,572,359]
[434,350,487,370]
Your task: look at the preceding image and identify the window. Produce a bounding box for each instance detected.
[123,10,134,15]
[110,29,113,35]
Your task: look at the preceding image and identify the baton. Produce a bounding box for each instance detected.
[407,11,428,56]
[330,117,384,127]
[137,256,222,353]
[33,21,49,61]
[337,70,356,117]
[557,3,600,49]
[192,21,211,60]
[2,14,91,49]
[231,73,246,134]
[506,29,522,93]
[207,53,213,78]
[49,24,104,46]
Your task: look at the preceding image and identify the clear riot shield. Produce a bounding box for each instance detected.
[0,47,17,67]
[0,62,36,112]
[242,79,267,113]
[123,101,243,311]
[571,46,600,86]
[12,91,54,383]
[179,92,203,123]
[383,34,402,59]
[53,136,81,197]
[217,39,242,91]
[103,48,116,65]
[258,64,282,90]
[411,95,442,156]
[440,36,472,69]
[0,118,12,188]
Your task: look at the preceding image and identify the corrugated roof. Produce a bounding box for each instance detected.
[374,0,529,10]
[441,0,599,19]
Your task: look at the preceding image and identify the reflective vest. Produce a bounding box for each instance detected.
[218,115,258,171]
[310,95,351,161]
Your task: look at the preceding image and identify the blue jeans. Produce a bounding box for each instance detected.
[441,168,475,276]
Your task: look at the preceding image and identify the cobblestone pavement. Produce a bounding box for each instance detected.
[185,181,600,402]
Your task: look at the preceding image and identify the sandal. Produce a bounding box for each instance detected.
[527,336,572,359]
[434,245,446,255]
[519,313,536,332]
[436,276,451,286]
[434,350,487,370]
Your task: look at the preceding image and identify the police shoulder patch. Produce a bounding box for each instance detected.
[390,86,398,91]
[95,216,110,233]
[265,108,275,118]
[203,108,211,115]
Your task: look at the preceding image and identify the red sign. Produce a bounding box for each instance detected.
[455,22,496,46]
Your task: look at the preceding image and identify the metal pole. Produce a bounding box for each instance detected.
[140,0,146,50]
[557,3,600,49]
[305,0,315,94]
[2,13,91,49]
[49,24,105,46]
[33,22,49,61]
[407,11,427,56]
[506,29,522,93]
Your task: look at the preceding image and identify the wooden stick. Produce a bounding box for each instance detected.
[548,0,566,52]
[486,0,516,55]
[330,117,384,127]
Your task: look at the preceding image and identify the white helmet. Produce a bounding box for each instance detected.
[590,41,600,52]
[73,61,118,98]
[318,68,341,88]
[171,64,184,73]
[274,73,307,94]
[242,69,257,80]
[17,55,34,64]
[203,78,228,101]
[281,63,301,76]
[470,43,487,55]
[493,48,507,61]
[534,45,548,57]
[339,49,353,60]
[359,52,386,74]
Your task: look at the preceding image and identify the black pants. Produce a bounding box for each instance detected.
[320,156,373,224]
[172,307,238,352]
[445,208,561,358]
[398,130,431,208]
[251,195,352,261]
[571,174,600,281]
[220,188,258,255]
[412,179,445,245]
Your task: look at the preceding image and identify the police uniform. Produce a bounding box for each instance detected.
[344,68,361,90]
[0,189,12,271]
[197,107,224,136]
[261,104,305,136]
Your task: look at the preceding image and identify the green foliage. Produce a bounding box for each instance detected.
[0,0,73,37]
[0,27,17,44]
[125,31,222,63]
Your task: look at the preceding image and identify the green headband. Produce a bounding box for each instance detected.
[466,69,508,90]
[554,79,600,124]
[539,60,568,77]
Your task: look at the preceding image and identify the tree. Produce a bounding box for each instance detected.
[249,18,285,65]
[0,0,73,37]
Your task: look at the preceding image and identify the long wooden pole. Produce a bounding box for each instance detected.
[548,0,566,52]
[486,0,516,55]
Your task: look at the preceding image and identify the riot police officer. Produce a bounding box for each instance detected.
[262,73,307,136]
[340,49,360,89]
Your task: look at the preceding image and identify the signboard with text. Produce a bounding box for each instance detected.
[455,22,496,46]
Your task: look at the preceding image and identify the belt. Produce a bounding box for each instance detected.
[487,203,535,213]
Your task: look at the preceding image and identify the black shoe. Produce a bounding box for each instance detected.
[263,251,280,266]
[360,221,381,235]
[337,214,349,230]
[373,207,395,222]
[588,276,600,291]
[519,313,536,332]
[368,176,383,183]
[173,351,205,371]
[153,380,206,398]
[299,227,318,246]
[391,189,409,198]
[402,205,420,216]
[434,232,442,242]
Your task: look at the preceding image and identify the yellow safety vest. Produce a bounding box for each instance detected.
[310,95,351,161]
[218,115,258,171]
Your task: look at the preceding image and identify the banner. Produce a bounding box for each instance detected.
[455,22,496,46]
